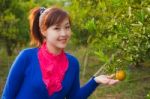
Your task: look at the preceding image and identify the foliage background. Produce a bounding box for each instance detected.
[0,0,150,98]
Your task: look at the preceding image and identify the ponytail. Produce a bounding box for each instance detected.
[28,7,44,47]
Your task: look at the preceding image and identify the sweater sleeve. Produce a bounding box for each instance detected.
[66,58,99,99]
[2,50,28,99]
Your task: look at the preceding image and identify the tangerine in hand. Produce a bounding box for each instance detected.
[115,70,126,81]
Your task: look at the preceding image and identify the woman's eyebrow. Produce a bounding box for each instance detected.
[53,24,60,27]
[65,22,70,25]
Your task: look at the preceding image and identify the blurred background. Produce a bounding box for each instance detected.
[0,0,150,98]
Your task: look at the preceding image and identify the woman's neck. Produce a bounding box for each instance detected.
[46,43,62,55]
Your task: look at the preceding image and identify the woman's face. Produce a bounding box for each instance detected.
[44,18,71,50]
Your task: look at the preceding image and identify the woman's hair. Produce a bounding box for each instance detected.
[28,6,71,47]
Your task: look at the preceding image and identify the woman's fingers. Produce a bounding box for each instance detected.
[108,79,119,85]
[94,74,120,85]
[106,74,119,85]
[107,74,115,79]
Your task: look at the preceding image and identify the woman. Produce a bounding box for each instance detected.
[2,6,119,99]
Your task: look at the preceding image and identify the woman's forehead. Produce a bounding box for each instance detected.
[53,18,70,26]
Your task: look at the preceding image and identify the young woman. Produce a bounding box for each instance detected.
[2,6,119,99]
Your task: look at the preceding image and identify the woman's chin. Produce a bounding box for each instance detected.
[57,44,67,49]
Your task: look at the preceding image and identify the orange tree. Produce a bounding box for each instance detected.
[65,0,150,73]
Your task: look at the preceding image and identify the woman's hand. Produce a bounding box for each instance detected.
[94,74,119,85]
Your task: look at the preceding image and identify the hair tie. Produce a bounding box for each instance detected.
[40,7,46,15]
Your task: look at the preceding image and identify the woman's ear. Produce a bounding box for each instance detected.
[41,30,47,37]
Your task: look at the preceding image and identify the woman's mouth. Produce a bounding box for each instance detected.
[58,39,67,43]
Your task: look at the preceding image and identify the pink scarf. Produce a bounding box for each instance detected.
[38,42,69,96]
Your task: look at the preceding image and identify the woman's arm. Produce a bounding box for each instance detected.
[66,57,119,99]
[2,50,28,99]
[66,59,99,99]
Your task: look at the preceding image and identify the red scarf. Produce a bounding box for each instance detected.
[38,42,69,96]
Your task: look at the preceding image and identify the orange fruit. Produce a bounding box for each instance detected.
[115,70,126,81]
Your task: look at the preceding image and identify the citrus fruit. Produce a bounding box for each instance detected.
[115,70,126,81]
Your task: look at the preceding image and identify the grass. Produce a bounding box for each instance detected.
[0,46,150,99]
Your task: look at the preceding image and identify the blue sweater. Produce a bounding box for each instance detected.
[2,48,99,99]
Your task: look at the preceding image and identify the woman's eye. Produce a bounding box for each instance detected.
[54,27,60,30]
[66,26,70,29]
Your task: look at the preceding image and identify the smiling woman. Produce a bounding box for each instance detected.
[2,6,119,99]
[44,17,71,54]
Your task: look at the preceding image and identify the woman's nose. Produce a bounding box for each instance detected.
[60,29,67,36]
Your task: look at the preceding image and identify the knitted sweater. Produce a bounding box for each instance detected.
[2,48,99,99]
